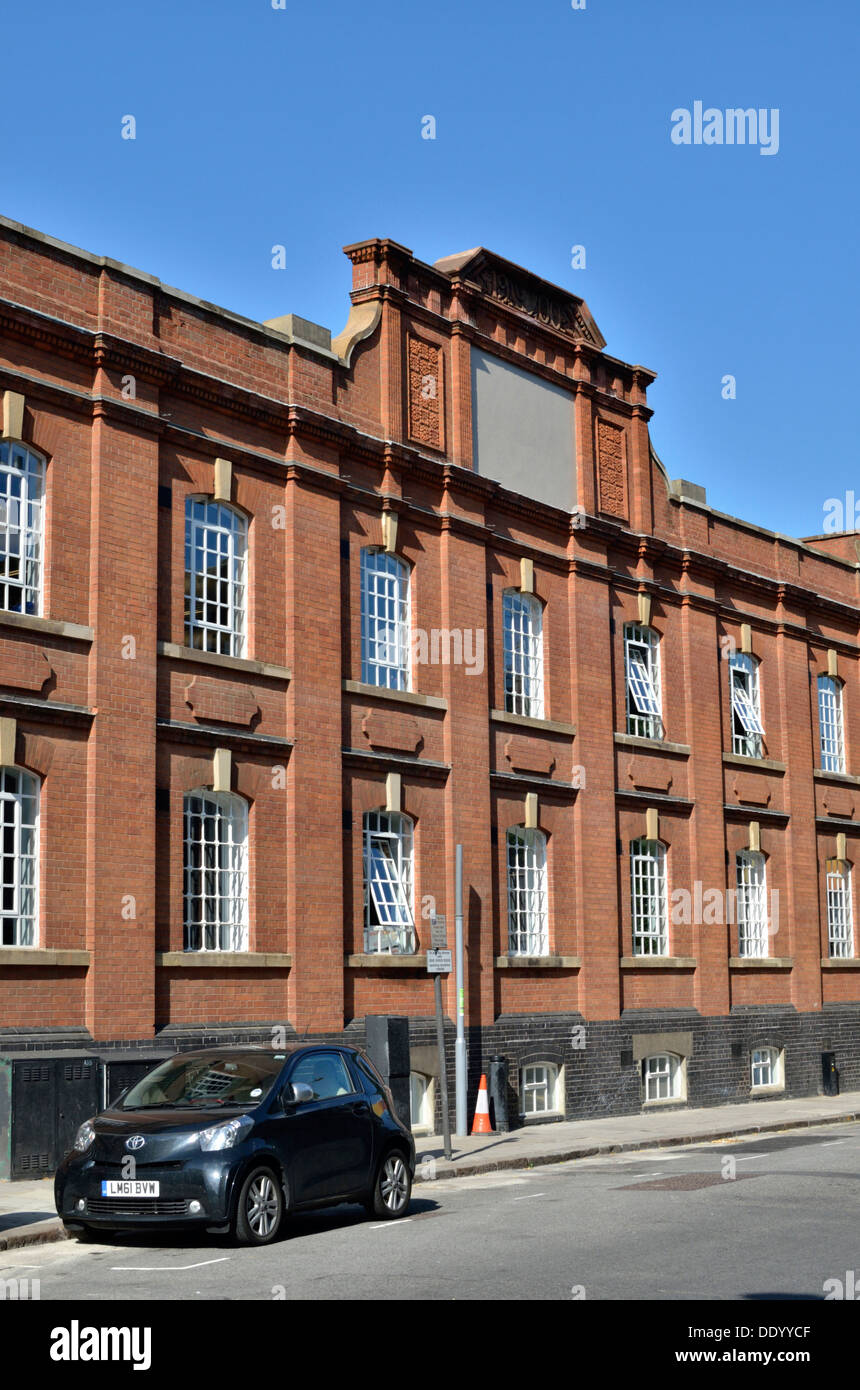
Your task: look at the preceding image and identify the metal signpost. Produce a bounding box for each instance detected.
[428,915,452,1161]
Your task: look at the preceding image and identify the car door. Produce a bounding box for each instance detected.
[281,1051,373,1204]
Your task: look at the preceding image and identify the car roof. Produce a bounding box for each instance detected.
[158,1044,361,1063]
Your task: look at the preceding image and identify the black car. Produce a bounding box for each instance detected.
[54,1044,415,1245]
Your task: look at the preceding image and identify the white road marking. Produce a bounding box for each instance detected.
[513,1192,546,1200]
[370,1219,413,1230]
[111,1257,231,1271]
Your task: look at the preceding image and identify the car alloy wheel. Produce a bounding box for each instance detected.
[374,1152,411,1218]
[235,1167,284,1245]
[247,1174,279,1237]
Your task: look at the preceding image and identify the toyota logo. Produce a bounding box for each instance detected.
[125,1136,146,1151]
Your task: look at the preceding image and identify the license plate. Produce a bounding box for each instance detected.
[100,1181,160,1197]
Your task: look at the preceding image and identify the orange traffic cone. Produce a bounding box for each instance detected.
[471,1074,493,1134]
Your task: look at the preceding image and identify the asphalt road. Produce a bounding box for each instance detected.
[2,1122,857,1301]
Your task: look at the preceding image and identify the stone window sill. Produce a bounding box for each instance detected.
[0,612,93,642]
[814,768,860,786]
[820,957,860,969]
[343,681,447,711]
[0,948,90,966]
[620,956,696,969]
[345,953,428,968]
[158,642,291,681]
[495,955,581,969]
[614,733,691,756]
[156,951,292,968]
[491,710,576,737]
[729,957,793,969]
[722,753,786,772]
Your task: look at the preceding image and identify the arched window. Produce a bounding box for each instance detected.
[0,767,39,946]
[360,549,411,691]
[818,675,846,774]
[729,652,764,758]
[506,826,548,956]
[503,590,544,718]
[630,838,668,956]
[750,1046,782,1090]
[183,790,248,952]
[736,849,769,958]
[624,623,662,739]
[184,498,248,657]
[0,441,45,616]
[826,857,854,959]
[363,810,415,953]
[643,1053,683,1103]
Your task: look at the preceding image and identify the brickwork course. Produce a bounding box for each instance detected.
[0,217,857,1131]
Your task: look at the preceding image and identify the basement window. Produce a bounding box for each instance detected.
[520,1063,562,1118]
[642,1053,684,1104]
[751,1046,783,1091]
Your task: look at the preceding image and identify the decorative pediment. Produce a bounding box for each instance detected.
[434,248,605,347]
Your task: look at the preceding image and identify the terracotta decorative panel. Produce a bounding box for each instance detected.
[597,418,627,518]
[361,708,423,755]
[625,756,672,793]
[0,638,52,691]
[822,787,855,818]
[184,676,260,726]
[407,335,443,450]
[732,773,772,807]
[504,736,556,776]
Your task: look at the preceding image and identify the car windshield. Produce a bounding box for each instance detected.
[119,1053,285,1110]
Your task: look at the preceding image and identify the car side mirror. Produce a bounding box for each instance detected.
[284,1082,314,1107]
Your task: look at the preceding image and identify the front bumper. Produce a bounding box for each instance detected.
[55,1151,243,1230]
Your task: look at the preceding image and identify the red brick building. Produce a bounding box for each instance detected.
[0,217,857,1167]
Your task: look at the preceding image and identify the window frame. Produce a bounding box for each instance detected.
[363,809,416,954]
[182,788,249,953]
[750,1045,782,1091]
[624,622,662,740]
[0,441,46,618]
[184,497,248,658]
[642,1052,684,1104]
[360,548,411,691]
[818,675,846,775]
[502,589,545,719]
[630,837,669,957]
[519,1062,563,1119]
[506,825,549,957]
[736,849,769,959]
[0,767,40,948]
[729,652,764,758]
[826,857,854,959]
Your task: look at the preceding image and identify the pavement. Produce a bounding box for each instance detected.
[1,1089,857,1251]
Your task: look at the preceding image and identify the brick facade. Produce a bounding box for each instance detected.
[0,218,857,1129]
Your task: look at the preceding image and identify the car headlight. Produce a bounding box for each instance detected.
[198,1115,253,1152]
[73,1119,96,1153]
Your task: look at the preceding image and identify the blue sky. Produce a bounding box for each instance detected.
[3,0,857,539]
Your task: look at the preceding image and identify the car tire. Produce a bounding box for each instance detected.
[233,1167,284,1246]
[367,1149,412,1220]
